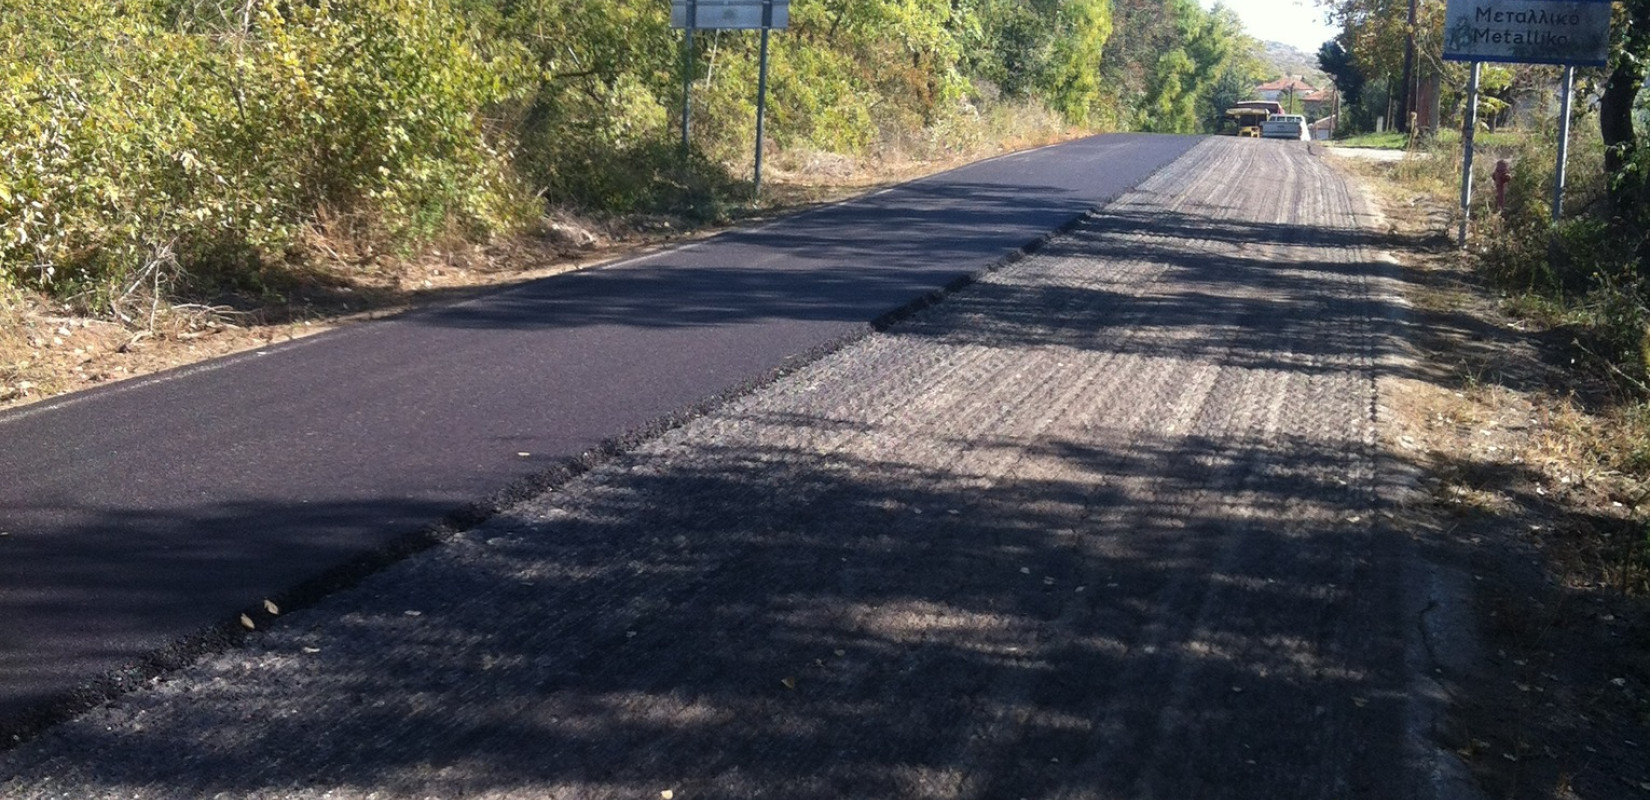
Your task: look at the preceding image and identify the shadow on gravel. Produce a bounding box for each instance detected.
[6,425,1418,798]
[885,209,1404,381]
[1092,208,1396,253]
[1394,439,1650,800]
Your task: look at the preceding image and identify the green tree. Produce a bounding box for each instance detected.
[1206,67,1258,129]
[1602,0,1650,232]
[1129,0,1247,133]
[956,0,1112,124]
[1317,39,1365,107]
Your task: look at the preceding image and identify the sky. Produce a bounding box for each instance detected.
[1201,0,1339,53]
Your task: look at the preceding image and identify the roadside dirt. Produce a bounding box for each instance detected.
[1334,151,1650,799]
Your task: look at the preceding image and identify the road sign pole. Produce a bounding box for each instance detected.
[1459,61,1480,248]
[753,17,771,199]
[671,0,788,173]
[1552,65,1575,222]
[681,0,696,155]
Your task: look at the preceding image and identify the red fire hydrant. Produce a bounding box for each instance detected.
[1492,160,1512,215]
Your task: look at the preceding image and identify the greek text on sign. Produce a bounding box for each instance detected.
[671,0,789,29]
[1443,0,1611,66]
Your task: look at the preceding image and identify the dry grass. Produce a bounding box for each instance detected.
[1358,149,1650,594]
[1337,143,1650,799]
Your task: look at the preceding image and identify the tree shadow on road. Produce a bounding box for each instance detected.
[2,418,1424,798]
[403,180,1096,334]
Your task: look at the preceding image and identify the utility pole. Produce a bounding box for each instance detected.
[1332,85,1341,138]
[1400,0,1418,134]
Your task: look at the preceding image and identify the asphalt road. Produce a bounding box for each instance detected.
[0,137,1466,799]
[0,133,1199,738]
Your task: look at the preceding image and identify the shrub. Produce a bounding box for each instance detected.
[0,0,533,307]
[1471,122,1650,388]
[3,0,1136,311]
[1478,126,1614,295]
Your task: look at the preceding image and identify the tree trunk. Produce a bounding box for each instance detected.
[1602,0,1650,221]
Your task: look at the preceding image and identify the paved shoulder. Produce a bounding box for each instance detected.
[1,139,1435,798]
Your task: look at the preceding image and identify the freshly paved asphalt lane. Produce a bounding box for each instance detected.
[0,133,1199,735]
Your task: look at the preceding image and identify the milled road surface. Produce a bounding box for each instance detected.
[1,138,1450,798]
[0,133,1197,733]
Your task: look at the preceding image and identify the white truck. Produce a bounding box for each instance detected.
[1260,114,1310,141]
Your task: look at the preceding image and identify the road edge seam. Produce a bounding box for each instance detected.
[1345,167,1488,800]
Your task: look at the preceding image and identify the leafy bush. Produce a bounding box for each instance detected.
[9,0,1251,311]
[1,0,532,307]
[1472,124,1650,386]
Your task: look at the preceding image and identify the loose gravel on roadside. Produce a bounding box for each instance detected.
[1,138,1446,799]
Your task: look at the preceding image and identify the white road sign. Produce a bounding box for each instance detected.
[1442,0,1611,66]
[671,0,789,30]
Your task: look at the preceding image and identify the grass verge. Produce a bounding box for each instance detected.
[1329,135,1650,799]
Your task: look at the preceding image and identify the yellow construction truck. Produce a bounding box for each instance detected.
[1218,101,1284,138]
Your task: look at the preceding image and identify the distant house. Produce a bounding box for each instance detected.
[1255,76,1319,114]
[1309,115,1337,141]
[1302,87,1336,121]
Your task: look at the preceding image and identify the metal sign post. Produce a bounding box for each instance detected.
[1459,61,1481,248]
[754,19,772,198]
[680,0,696,154]
[670,0,789,195]
[1442,0,1611,239]
[1553,65,1575,221]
